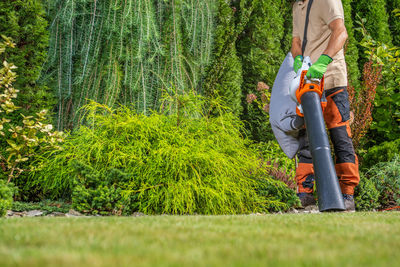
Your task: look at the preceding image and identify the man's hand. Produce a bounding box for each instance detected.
[293,55,303,73]
[306,54,332,79]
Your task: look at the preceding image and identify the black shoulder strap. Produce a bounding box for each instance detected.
[301,0,314,55]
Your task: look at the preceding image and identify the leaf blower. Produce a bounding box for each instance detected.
[290,57,345,212]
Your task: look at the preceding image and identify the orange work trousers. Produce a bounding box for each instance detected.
[295,86,360,195]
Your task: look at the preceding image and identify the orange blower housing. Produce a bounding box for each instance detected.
[295,70,327,117]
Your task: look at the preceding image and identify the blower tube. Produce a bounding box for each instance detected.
[300,87,345,212]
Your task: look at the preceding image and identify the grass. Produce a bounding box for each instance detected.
[0,213,399,266]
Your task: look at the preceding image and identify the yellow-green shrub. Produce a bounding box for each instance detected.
[29,94,299,215]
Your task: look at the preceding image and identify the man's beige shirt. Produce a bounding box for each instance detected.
[293,0,347,89]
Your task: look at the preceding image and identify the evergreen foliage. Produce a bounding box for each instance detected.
[203,0,244,116]
[29,97,298,215]
[387,0,400,46]
[0,180,14,217]
[352,0,393,74]
[354,174,380,211]
[361,139,400,169]
[237,0,286,141]
[342,0,360,87]
[42,0,217,130]
[352,0,392,45]
[0,0,53,117]
[366,155,400,208]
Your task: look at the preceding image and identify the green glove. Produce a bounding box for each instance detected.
[306,54,333,79]
[293,55,303,73]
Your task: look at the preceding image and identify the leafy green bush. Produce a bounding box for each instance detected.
[0,180,14,217]
[354,174,380,211]
[0,36,64,194]
[355,10,400,144]
[367,155,400,208]
[30,94,298,215]
[361,139,400,169]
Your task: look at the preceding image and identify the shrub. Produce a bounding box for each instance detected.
[354,17,400,145]
[354,174,380,211]
[361,139,400,169]
[0,180,14,217]
[0,36,64,190]
[11,200,71,215]
[366,155,400,209]
[348,60,382,150]
[251,140,296,190]
[30,94,298,215]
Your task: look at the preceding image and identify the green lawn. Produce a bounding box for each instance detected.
[1,213,399,266]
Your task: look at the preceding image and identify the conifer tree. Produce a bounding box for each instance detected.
[387,0,400,46]
[352,0,392,45]
[203,0,245,116]
[237,0,286,141]
[342,0,360,87]
[0,0,53,116]
[42,0,216,129]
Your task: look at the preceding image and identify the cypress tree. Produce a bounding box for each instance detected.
[203,0,245,116]
[0,0,53,116]
[352,0,392,45]
[342,0,360,87]
[237,0,286,141]
[387,0,400,46]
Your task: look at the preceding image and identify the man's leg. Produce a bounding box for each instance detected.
[324,87,360,210]
[295,129,316,207]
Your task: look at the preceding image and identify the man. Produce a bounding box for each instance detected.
[291,0,359,211]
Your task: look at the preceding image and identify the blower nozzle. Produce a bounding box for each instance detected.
[291,69,345,212]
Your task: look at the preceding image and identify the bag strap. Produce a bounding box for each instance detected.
[301,0,314,55]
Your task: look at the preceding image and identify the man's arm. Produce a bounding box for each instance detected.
[306,18,348,79]
[291,37,302,59]
[323,18,348,58]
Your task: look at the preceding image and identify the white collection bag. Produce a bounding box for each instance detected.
[269,52,312,159]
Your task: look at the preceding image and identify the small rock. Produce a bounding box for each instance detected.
[26,210,43,217]
[49,212,66,217]
[288,208,299,214]
[132,212,145,217]
[6,210,13,217]
[12,211,27,217]
[66,209,83,217]
[305,205,319,212]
